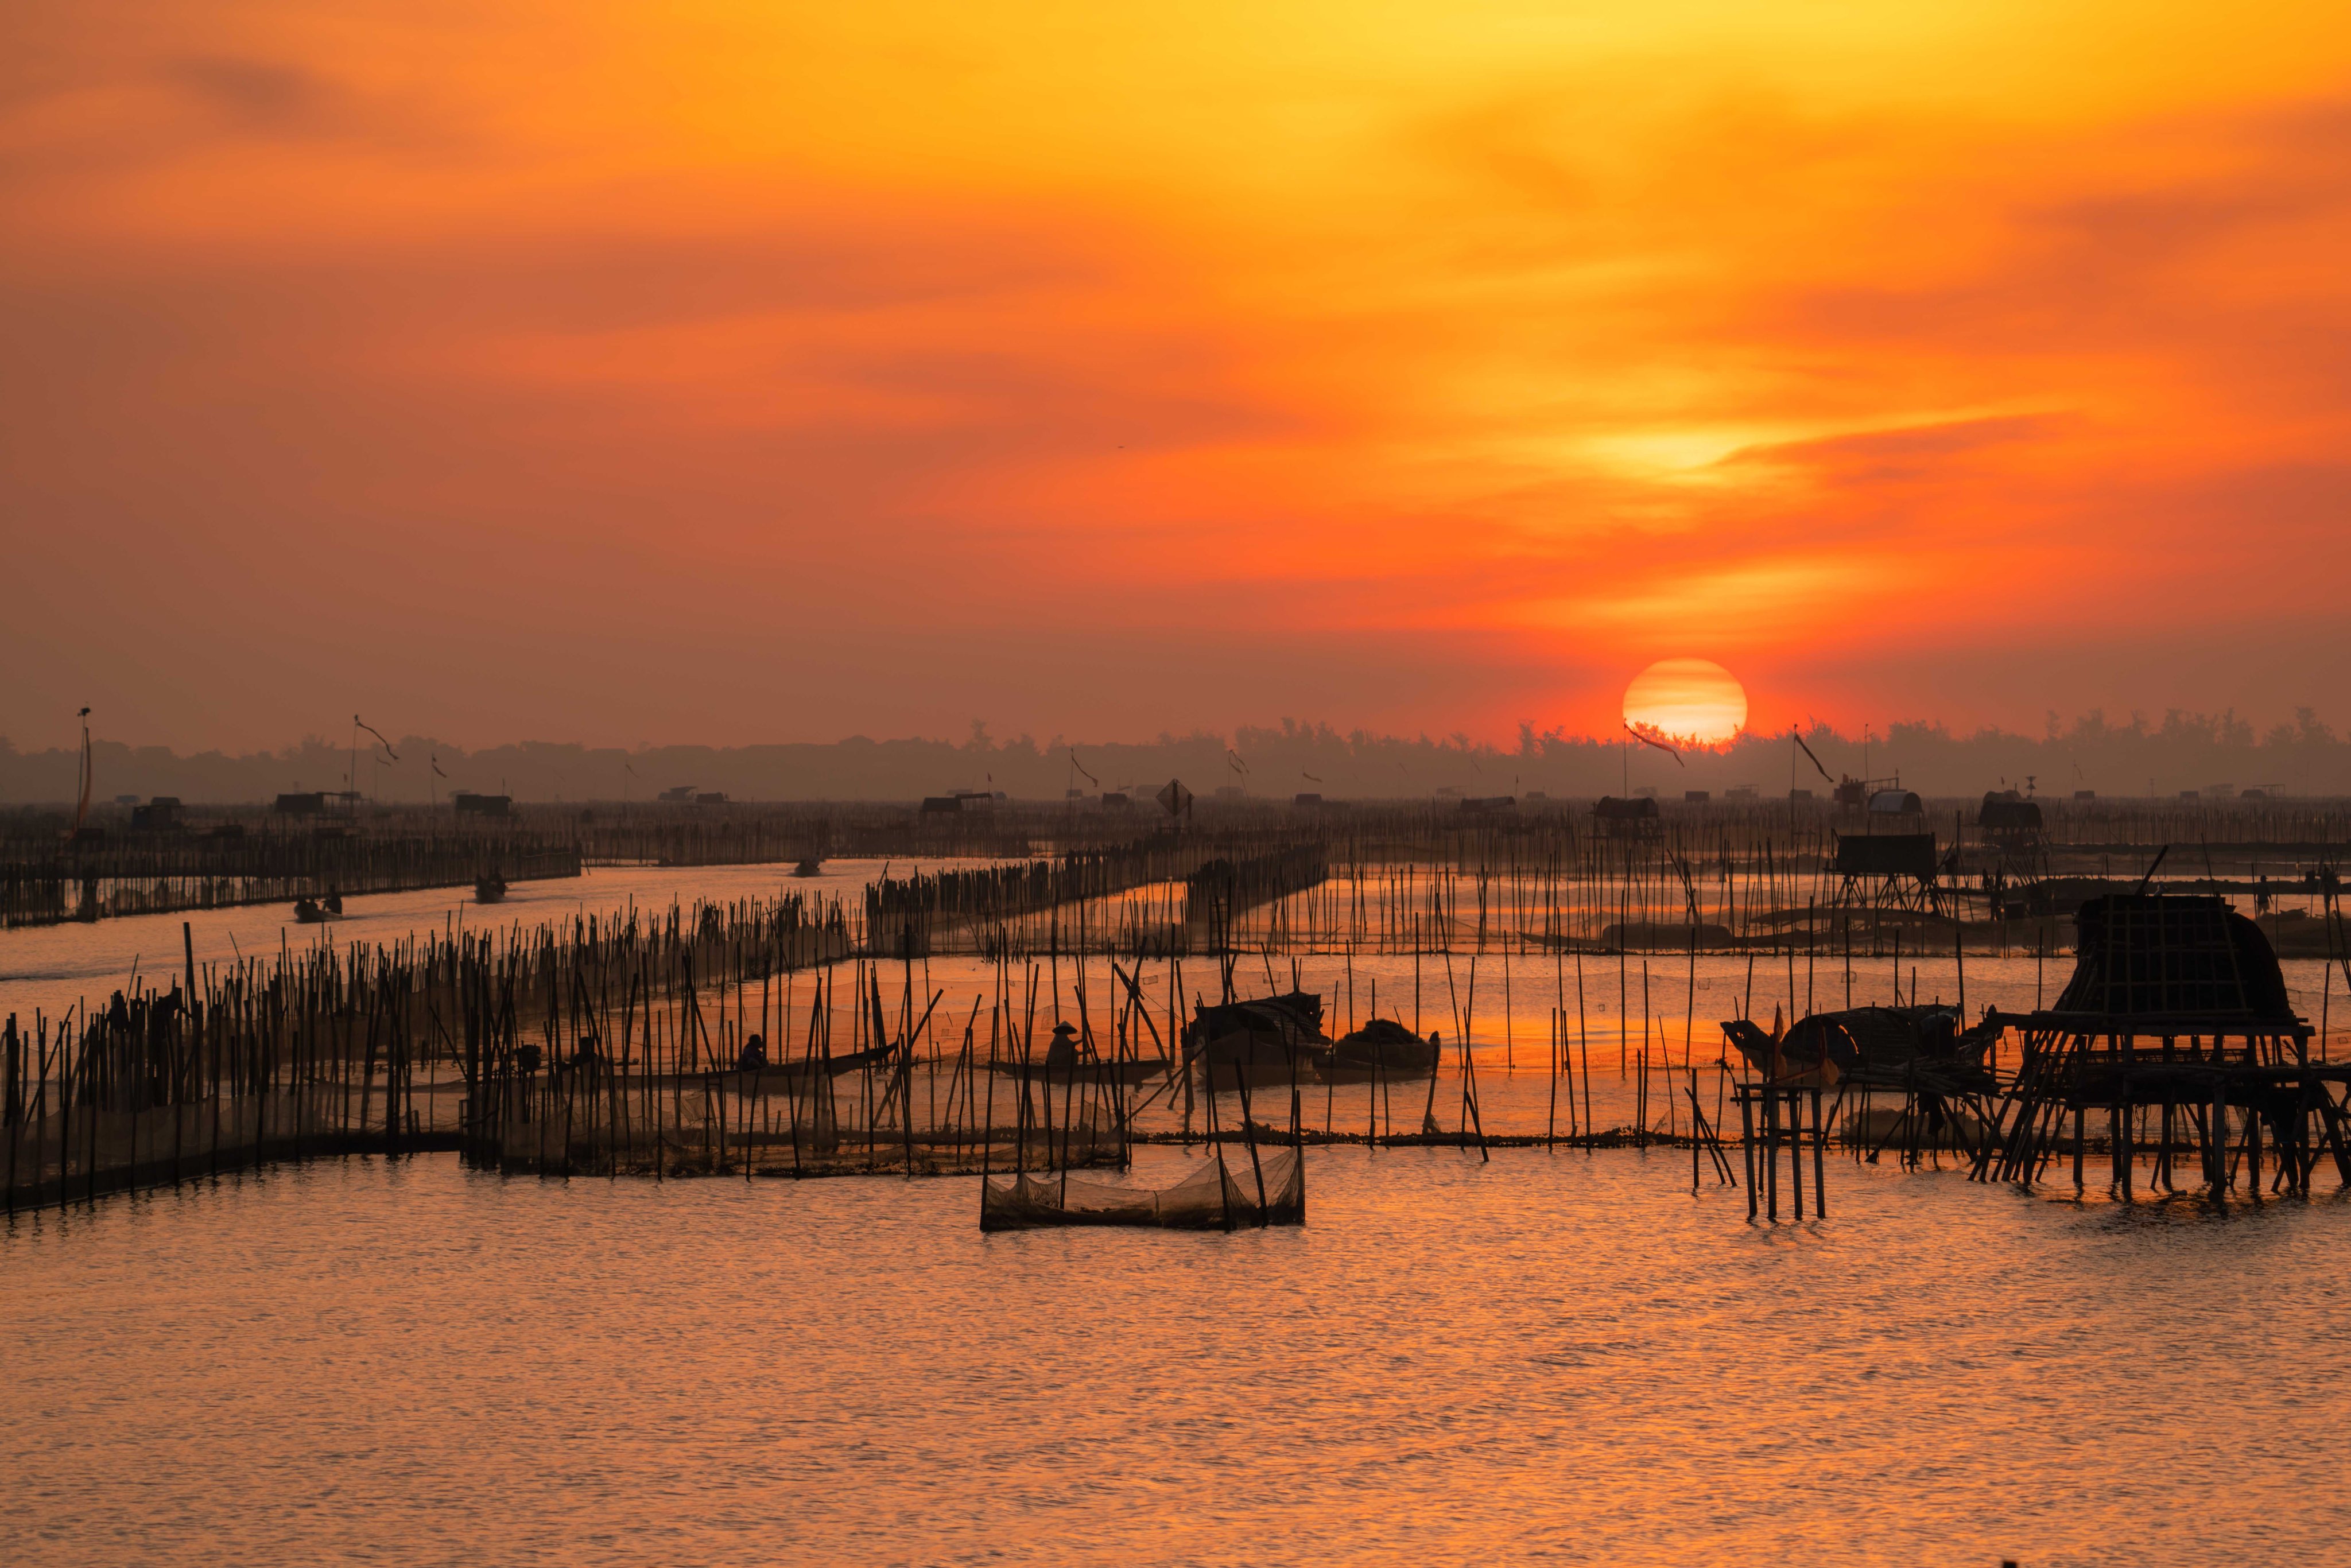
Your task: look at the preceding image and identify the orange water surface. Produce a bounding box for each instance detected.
[6,1145,2349,1565]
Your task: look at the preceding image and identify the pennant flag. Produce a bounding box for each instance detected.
[1623,721,1684,767]
[355,715,398,761]
[73,707,93,834]
[1791,731,1836,784]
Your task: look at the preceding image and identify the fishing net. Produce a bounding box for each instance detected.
[980,1147,1305,1231]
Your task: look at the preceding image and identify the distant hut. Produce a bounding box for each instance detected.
[1592,795,1661,840]
[1977,789,2044,851]
[1868,787,1923,820]
[1830,830,1942,913]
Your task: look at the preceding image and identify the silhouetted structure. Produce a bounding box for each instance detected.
[1829,831,1942,913]
[1973,893,2339,1195]
[1978,789,2044,851]
[1592,795,1661,840]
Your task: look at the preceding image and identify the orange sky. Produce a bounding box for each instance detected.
[5,1,2349,752]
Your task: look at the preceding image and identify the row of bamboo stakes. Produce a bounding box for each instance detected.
[6,817,2349,1214]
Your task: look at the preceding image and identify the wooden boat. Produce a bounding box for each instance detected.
[475,873,508,904]
[1325,1017,1441,1079]
[986,1055,1174,1085]
[293,896,344,923]
[981,1022,1171,1085]
[720,1039,902,1088]
[1720,1004,2000,1092]
[1186,991,1333,1086]
[792,857,823,878]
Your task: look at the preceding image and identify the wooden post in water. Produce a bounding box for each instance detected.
[1788,1089,1805,1221]
[1735,1080,1755,1214]
[1810,1088,1826,1218]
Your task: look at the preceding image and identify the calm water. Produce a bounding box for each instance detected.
[9,1149,2351,1565]
[11,873,2351,1563]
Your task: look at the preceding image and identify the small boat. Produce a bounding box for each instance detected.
[979,1023,1171,1085]
[1185,991,1333,1086]
[1720,1004,2000,1091]
[725,1041,902,1088]
[986,1051,1175,1086]
[293,896,336,923]
[475,872,508,904]
[1325,1017,1441,1078]
[792,857,823,878]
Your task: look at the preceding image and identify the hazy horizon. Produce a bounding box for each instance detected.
[12,704,2351,804]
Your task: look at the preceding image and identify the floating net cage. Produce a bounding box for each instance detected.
[980,1147,1305,1231]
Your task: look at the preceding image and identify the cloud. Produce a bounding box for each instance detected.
[1725,413,2066,470]
[2,3,2349,749]
[165,56,334,133]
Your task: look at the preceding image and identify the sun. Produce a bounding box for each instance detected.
[1623,658,1748,746]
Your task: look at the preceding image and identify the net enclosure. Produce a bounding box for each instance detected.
[980,1148,1305,1231]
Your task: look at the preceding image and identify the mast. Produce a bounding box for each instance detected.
[72,707,92,836]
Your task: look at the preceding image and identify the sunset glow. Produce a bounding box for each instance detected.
[1623,659,1748,747]
[4,2,2350,750]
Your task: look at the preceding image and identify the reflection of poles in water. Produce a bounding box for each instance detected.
[1576,946,1592,1147]
[1619,873,1630,1078]
[975,999,997,1211]
[1805,899,1816,1016]
[1231,1062,1269,1226]
[1640,961,1652,1139]
[1502,948,1513,1071]
[1548,949,1562,1147]
[1684,926,1700,1078]
[1203,1054,1232,1232]
[1176,955,1193,1142]
[1014,980,1035,1176]
[1458,957,1488,1161]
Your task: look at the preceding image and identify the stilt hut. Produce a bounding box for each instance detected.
[1972,893,2344,1194]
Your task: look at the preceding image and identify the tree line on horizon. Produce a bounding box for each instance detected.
[5,709,2351,809]
[2,708,2346,806]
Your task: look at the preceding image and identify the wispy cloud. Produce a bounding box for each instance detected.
[2,1,2348,748]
